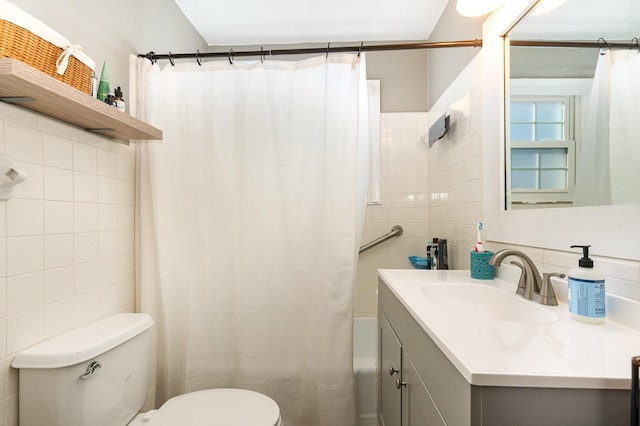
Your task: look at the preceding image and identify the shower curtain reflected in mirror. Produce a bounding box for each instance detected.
[131,53,369,426]
[574,49,640,206]
[607,49,640,205]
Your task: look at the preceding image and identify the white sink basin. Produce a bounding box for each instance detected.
[421,284,557,323]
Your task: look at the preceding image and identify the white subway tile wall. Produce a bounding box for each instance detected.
[355,64,484,321]
[0,102,136,426]
[354,113,430,318]
[426,53,484,272]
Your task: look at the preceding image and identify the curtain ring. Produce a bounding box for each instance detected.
[145,51,157,64]
[196,49,202,66]
[358,42,364,58]
[228,48,234,65]
[326,42,330,59]
[168,51,175,66]
[597,38,610,55]
[260,46,265,64]
[632,37,640,53]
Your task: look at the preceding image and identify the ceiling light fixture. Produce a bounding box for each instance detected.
[456,0,504,17]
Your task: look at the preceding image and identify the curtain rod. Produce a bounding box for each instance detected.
[510,39,640,50]
[138,39,482,63]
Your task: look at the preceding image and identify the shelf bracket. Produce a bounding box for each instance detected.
[85,128,116,133]
[0,96,36,103]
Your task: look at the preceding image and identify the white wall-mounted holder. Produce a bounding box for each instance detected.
[0,154,27,200]
[449,92,470,121]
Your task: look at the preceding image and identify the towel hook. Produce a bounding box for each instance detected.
[168,51,175,66]
[358,42,364,58]
[228,48,234,65]
[195,49,202,66]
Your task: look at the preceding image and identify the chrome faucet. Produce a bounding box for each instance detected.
[489,249,563,306]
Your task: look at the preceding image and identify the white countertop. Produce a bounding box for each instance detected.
[378,269,640,389]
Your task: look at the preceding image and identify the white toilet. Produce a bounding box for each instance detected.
[12,313,283,426]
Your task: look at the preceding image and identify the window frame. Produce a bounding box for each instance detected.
[507,94,577,206]
[510,139,576,204]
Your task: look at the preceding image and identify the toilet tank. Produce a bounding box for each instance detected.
[12,313,154,426]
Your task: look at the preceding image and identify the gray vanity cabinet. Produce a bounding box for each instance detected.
[378,277,631,426]
[378,310,402,426]
[379,279,473,425]
[401,348,445,426]
[378,306,446,426]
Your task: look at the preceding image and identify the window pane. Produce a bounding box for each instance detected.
[512,170,538,189]
[511,102,535,122]
[536,123,563,140]
[540,170,567,189]
[536,101,564,122]
[511,148,539,168]
[540,148,568,168]
[511,124,535,141]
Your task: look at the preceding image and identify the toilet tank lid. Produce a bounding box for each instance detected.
[12,313,153,369]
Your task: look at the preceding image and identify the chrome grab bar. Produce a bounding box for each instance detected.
[359,225,403,254]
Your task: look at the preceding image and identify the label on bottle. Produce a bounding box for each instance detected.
[567,277,605,318]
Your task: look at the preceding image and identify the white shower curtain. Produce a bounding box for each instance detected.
[573,51,611,206]
[131,54,369,425]
[608,49,640,205]
[575,49,640,206]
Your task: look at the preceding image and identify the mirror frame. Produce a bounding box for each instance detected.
[481,0,640,261]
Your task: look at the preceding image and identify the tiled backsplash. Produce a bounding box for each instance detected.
[0,102,136,425]
[489,241,640,304]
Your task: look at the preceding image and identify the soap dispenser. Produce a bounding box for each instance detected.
[432,238,439,270]
[568,245,605,324]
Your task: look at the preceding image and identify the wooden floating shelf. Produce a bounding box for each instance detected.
[0,58,162,141]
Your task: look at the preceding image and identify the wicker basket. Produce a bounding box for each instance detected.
[0,19,92,94]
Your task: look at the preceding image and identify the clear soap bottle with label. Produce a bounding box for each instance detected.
[567,245,605,324]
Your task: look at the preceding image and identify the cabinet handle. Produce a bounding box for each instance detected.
[389,365,399,376]
[632,356,640,426]
[395,378,407,389]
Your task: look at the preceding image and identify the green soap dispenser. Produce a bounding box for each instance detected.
[568,245,605,324]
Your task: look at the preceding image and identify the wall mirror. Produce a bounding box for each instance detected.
[481,0,639,261]
[506,0,640,210]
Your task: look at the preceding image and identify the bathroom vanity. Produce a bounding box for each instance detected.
[377,269,640,426]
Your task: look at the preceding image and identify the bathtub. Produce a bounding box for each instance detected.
[353,317,377,426]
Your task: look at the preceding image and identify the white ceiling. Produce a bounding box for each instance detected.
[510,0,640,78]
[172,0,449,46]
[511,0,640,41]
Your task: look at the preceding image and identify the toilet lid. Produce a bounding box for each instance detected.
[146,389,281,426]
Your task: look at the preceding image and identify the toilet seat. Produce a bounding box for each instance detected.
[139,389,282,426]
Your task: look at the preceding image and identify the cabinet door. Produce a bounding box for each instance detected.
[379,310,402,426]
[402,351,446,426]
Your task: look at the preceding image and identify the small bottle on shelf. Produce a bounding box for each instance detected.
[114,86,126,112]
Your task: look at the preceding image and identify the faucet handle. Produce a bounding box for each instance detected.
[510,261,527,296]
[539,272,566,306]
